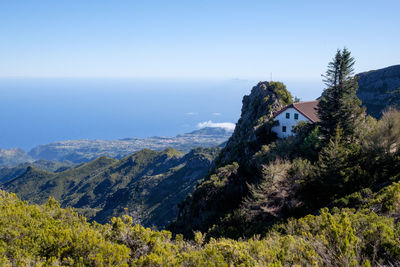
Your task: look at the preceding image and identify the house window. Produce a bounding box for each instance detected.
[282,126,287,132]
[294,113,299,120]
[286,113,290,119]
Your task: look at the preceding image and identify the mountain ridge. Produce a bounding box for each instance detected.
[357,64,400,118]
[2,147,220,228]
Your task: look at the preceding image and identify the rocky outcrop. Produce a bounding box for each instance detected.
[216,81,292,166]
[357,65,400,118]
[172,81,293,237]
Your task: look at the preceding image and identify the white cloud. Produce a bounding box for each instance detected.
[197,120,235,131]
[186,112,198,116]
[212,112,222,116]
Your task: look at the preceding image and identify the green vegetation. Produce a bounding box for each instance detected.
[0,159,74,183]
[3,147,220,228]
[269,81,293,106]
[1,51,400,265]
[172,50,400,242]
[2,179,400,266]
[317,48,364,141]
[172,81,293,237]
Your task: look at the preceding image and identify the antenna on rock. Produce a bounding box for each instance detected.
[270,72,272,82]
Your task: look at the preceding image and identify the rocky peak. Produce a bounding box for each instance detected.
[217,81,292,166]
[172,81,294,236]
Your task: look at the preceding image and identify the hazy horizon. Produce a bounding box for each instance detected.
[0,77,325,150]
[1,1,399,150]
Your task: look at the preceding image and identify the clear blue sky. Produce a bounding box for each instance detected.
[0,0,399,81]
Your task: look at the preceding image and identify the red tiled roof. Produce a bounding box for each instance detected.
[273,100,320,123]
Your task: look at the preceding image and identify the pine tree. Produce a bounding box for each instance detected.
[317,48,364,141]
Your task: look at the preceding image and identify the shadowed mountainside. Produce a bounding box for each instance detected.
[0,159,74,183]
[357,64,400,118]
[3,147,220,228]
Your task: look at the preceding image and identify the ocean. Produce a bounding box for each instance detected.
[0,78,322,150]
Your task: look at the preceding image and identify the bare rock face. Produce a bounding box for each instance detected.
[173,81,293,236]
[217,81,291,166]
[357,65,400,118]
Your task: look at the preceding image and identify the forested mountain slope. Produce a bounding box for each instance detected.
[3,147,219,228]
[1,51,400,266]
[0,159,74,183]
[172,52,400,239]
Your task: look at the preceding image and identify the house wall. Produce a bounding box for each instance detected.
[271,107,311,138]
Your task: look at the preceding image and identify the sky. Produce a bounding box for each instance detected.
[0,1,399,149]
[0,0,399,81]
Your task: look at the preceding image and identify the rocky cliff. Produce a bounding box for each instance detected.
[172,81,293,236]
[357,64,400,118]
[216,81,292,166]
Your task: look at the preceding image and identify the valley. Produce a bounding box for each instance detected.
[2,147,219,228]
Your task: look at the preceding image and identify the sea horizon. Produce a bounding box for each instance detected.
[0,77,323,150]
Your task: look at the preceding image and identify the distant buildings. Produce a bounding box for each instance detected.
[272,100,319,138]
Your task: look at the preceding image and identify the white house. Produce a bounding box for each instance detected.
[271,100,319,138]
